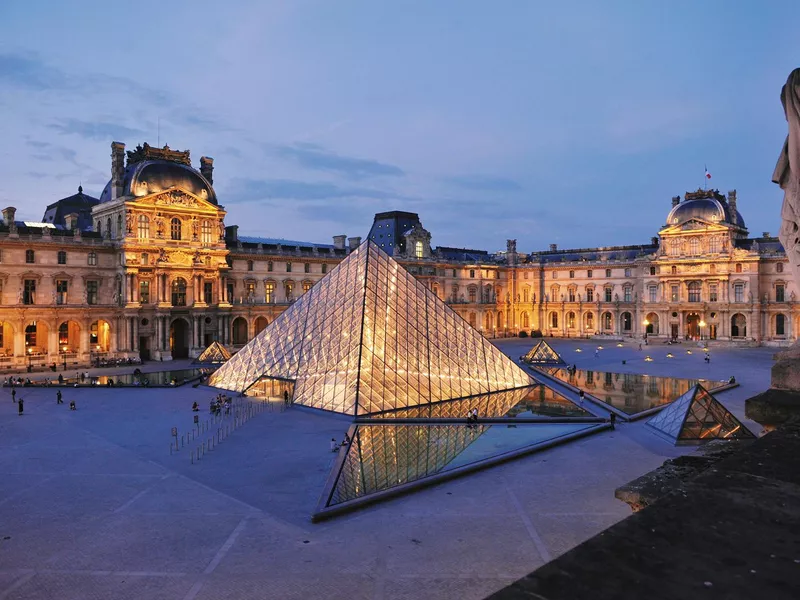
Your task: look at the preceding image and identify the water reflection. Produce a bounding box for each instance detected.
[542,367,725,416]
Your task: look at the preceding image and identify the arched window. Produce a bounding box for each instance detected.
[137,214,150,239]
[689,238,699,255]
[776,314,786,336]
[622,312,632,331]
[415,241,423,258]
[106,218,112,237]
[201,220,213,244]
[232,317,248,345]
[550,312,558,328]
[709,237,719,253]
[88,252,97,266]
[170,218,182,241]
[117,215,123,238]
[670,239,679,255]
[521,312,530,328]
[671,265,677,275]
[602,312,612,330]
[550,285,558,302]
[469,312,477,327]
[688,281,701,302]
[171,278,187,306]
[567,311,576,329]
[267,261,273,272]
[585,312,594,331]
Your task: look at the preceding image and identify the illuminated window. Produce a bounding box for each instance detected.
[170,218,182,240]
[88,252,97,266]
[201,220,213,244]
[140,280,150,304]
[587,288,594,302]
[689,238,699,255]
[303,281,312,294]
[265,282,275,303]
[415,241,423,258]
[25,323,37,347]
[688,281,701,302]
[56,280,68,305]
[58,322,68,346]
[171,278,187,306]
[86,281,98,305]
[709,283,718,302]
[137,214,150,239]
[567,311,576,328]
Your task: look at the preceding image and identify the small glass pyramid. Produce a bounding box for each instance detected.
[209,241,534,415]
[521,339,565,365]
[646,383,755,444]
[193,341,232,365]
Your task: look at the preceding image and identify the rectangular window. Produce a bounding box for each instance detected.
[624,287,632,302]
[587,269,592,278]
[286,262,292,273]
[322,264,328,274]
[709,284,718,302]
[452,269,457,277]
[604,288,612,302]
[734,283,744,303]
[227,283,234,303]
[86,281,98,305]
[568,289,576,302]
[26,250,35,264]
[688,284,701,302]
[265,282,275,304]
[470,270,475,278]
[57,251,67,265]
[605,269,611,278]
[140,280,150,304]
[624,268,631,277]
[23,279,36,305]
[304,263,310,274]
[88,252,97,266]
[204,282,213,303]
[56,280,68,305]
[587,288,594,302]
[553,271,558,279]
[569,270,575,279]
[141,253,149,266]
[649,286,657,303]
[650,266,656,275]
[671,285,679,302]
[776,284,785,303]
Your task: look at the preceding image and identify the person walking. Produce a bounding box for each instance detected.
[17,398,23,416]
[594,349,599,358]
[11,388,16,403]
[578,390,585,404]
[330,437,338,452]
[56,390,63,404]
[283,390,290,406]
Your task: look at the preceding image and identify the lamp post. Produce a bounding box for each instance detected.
[699,319,706,341]
[26,347,33,373]
[62,345,68,371]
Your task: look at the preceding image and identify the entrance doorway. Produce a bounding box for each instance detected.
[686,313,700,340]
[670,323,679,341]
[139,337,151,361]
[248,377,295,403]
[709,324,717,340]
[170,319,190,359]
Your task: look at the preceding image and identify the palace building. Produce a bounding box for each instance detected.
[0,141,796,370]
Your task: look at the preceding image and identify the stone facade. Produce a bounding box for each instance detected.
[0,141,796,370]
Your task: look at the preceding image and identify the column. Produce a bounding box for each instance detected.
[217,317,223,343]
[192,317,198,349]
[199,316,205,347]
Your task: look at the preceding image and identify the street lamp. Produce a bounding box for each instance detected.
[61,345,68,371]
[26,347,33,373]
[699,319,706,341]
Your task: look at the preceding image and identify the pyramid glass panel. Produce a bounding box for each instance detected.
[646,383,755,444]
[521,340,565,365]
[193,341,232,365]
[209,241,533,415]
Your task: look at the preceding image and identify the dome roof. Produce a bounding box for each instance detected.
[99,160,217,204]
[666,193,745,229]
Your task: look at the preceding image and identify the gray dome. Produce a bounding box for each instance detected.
[99,160,217,204]
[667,196,745,228]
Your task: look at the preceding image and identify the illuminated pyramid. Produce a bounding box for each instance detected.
[521,339,565,365]
[208,241,533,415]
[193,341,232,365]
[646,383,755,445]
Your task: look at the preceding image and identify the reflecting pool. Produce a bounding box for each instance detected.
[540,367,726,416]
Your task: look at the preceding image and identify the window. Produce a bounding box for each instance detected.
[671,265,677,275]
[201,220,213,244]
[776,284,785,303]
[468,287,477,303]
[285,282,294,301]
[25,249,34,264]
[777,262,784,273]
[415,241,423,258]
[649,286,657,303]
[88,252,97,266]
[171,278,187,306]
[602,312,612,330]
[303,281,312,294]
[204,256,211,268]
[267,261,273,272]
[58,323,68,346]
[670,239,679,255]
[734,283,744,303]
[322,264,327,274]
[587,269,593,278]
[140,280,150,304]
[735,263,742,273]
[568,289,576,302]
[86,281,98,305]
[605,269,611,278]
[141,253,149,266]
[623,286,632,302]
[671,285,679,302]
[567,312,576,329]
[247,260,254,272]
[170,218,182,240]
[523,287,529,302]
[688,281,701,302]
[689,238,699,255]
[265,282,275,303]
[709,237,719,253]
[622,312,632,331]
[550,312,558,328]
[204,282,213,303]
[286,262,292,273]
[569,270,575,279]
[587,288,594,302]
[138,214,150,239]
[553,271,558,279]
[246,281,255,300]
[117,215,123,238]
[550,285,559,302]
[649,266,656,275]
[604,287,612,302]
[624,268,631,277]
[776,314,786,336]
[227,282,234,303]
[56,280,68,305]
[452,269,457,277]
[523,271,529,279]
[23,279,36,305]
[25,323,36,347]
[470,270,475,278]
[304,263,310,274]
[709,284,718,302]
[57,251,66,265]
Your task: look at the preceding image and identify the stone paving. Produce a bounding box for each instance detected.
[0,341,773,599]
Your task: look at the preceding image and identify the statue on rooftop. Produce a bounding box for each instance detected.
[773,68,800,301]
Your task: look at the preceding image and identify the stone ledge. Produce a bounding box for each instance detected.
[746,388,800,428]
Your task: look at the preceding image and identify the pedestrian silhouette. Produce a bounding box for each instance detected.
[17,398,23,415]
[57,390,63,404]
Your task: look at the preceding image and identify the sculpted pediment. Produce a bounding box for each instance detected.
[128,188,219,213]
[660,219,729,235]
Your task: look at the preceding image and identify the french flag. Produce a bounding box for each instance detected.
[705,165,712,180]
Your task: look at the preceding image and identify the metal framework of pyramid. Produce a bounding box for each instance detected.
[521,339,565,365]
[208,241,533,415]
[193,341,232,365]
[646,383,755,444]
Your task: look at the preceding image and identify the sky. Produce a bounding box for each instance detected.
[0,0,798,253]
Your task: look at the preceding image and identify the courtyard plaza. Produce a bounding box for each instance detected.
[0,341,771,600]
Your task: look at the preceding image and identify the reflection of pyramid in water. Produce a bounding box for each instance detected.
[646,383,755,444]
[208,241,533,415]
[193,341,232,365]
[521,340,565,365]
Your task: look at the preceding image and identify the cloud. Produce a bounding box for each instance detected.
[225,177,407,203]
[445,175,523,192]
[47,118,146,141]
[272,142,405,179]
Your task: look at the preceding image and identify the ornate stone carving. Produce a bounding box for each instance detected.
[154,213,165,238]
[125,210,133,233]
[153,191,198,207]
[126,143,191,166]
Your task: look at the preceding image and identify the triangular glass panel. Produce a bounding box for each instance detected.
[193,341,232,365]
[521,340,565,365]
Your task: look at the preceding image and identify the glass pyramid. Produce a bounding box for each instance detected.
[208,241,533,415]
[193,341,232,365]
[521,340,565,365]
[646,383,755,444]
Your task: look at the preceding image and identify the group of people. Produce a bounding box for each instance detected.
[208,394,232,415]
[330,434,351,452]
[466,408,479,428]
[4,377,32,387]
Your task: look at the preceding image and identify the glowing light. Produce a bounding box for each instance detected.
[687,350,693,355]
[666,353,674,358]
[575,348,582,353]
[644,356,653,362]
[616,343,624,347]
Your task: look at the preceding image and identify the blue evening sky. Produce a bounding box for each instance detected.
[0,0,798,252]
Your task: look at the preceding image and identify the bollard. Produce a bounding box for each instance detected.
[170,443,173,456]
[191,450,194,465]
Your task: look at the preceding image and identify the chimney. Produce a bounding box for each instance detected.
[549,243,558,252]
[348,236,362,251]
[333,235,346,250]
[672,195,680,207]
[763,231,771,238]
[728,190,737,221]
[111,142,125,200]
[225,224,238,242]
[651,236,659,245]
[64,212,80,230]
[200,156,214,185]
[2,207,17,235]
[506,239,517,265]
